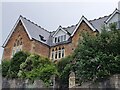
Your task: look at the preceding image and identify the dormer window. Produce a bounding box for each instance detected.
[58,36,60,43]
[54,35,66,43]
[55,37,57,43]
[61,35,63,42]
[63,35,66,41]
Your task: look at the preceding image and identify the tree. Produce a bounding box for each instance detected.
[57,55,74,88]
[18,54,58,86]
[7,51,29,78]
[2,60,10,77]
[73,24,120,84]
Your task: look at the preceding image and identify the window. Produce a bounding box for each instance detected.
[58,36,60,43]
[63,35,66,41]
[55,51,57,59]
[61,35,63,42]
[55,37,57,43]
[51,47,65,60]
[55,48,57,59]
[54,35,67,43]
[12,36,23,57]
[20,38,22,45]
[51,49,54,59]
[62,47,65,57]
[17,40,19,46]
[58,48,61,58]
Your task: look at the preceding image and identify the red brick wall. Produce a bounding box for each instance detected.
[50,21,97,60]
[72,21,96,48]
[2,20,97,60]
[32,40,50,58]
[2,21,32,60]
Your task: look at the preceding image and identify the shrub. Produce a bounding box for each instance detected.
[2,60,10,77]
[8,51,29,78]
[57,55,74,88]
[18,54,58,86]
[73,24,120,84]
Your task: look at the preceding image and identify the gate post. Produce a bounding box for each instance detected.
[69,71,75,88]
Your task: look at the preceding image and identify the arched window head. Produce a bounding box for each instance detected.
[55,48,57,51]
[59,47,61,50]
[52,49,54,51]
[20,38,22,45]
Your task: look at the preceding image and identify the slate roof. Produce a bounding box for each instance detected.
[3,9,120,47]
[63,25,77,34]
[21,16,50,45]
[89,15,109,32]
[10,14,115,46]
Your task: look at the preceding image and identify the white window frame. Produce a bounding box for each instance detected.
[63,35,66,41]
[61,35,63,42]
[54,35,67,43]
[51,50,54,60]
[58,49,61,59]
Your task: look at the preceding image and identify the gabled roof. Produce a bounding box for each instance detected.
[52,25,68,37]
[3,8,120,47]
[90,16,109,32]
[71,16,97,36]
[2,16,32,47]
[105,8,120,24]
[20,16,50,45]
[2,15,50,47]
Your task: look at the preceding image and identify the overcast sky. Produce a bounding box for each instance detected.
[0,0,120,63]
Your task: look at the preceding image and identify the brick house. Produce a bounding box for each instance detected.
[2,8,120,61]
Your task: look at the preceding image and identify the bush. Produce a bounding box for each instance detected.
[18,54,58,86]
[57,55,74,88]
[8,51,29,78]
[73,24,120,84]
[2,60,10,77]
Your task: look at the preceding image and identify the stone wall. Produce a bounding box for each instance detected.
[75,74,120,89]
[2,78,45,89]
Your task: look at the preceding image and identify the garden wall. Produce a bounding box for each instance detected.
[2,78,46,89]
[75,74,120,89]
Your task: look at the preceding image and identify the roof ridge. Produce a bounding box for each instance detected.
[63,24,77,29]
[21,15,50,33]
[89,14,111,22]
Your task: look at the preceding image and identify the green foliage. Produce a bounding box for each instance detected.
[57,55,74,88]
[73,24,120,84]
[18,54,58,86]
[7,51,29,78]
[2,60,10,77]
